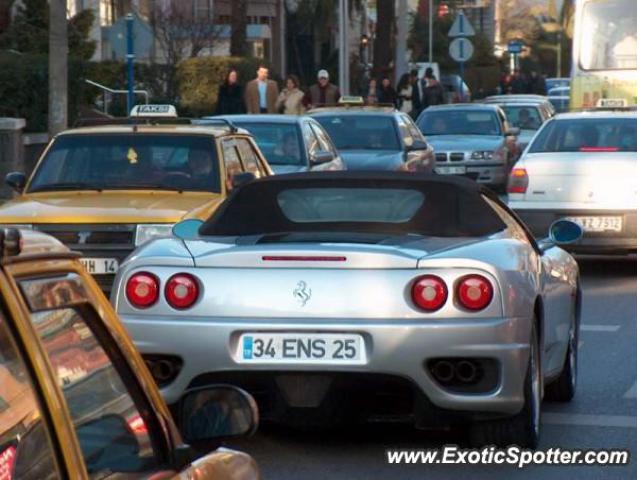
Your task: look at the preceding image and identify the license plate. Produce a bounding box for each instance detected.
[80,258,119,274]
[239,333,365,365]
[564,216,623,232]
[435,166,467,175]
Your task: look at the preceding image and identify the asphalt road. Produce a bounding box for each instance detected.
[229,258,637,479]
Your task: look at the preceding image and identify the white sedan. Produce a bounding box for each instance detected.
[508,110,637,253]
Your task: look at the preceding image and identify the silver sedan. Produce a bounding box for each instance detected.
[112,172,582,448]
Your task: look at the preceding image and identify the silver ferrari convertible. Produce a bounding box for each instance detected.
[112,172,583,448]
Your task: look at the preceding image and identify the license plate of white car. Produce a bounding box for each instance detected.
[80,257,119,274]
[435,166,467,175]
[565,216,623,232]
[239,333,365,364]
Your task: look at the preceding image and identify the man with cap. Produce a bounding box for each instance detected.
[304,69,341,109]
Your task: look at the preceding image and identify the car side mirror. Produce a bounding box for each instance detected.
[408,139,428,151]
[539,219,583,251]
[172,219,204,240]
[5,172,26,193]
[506,127,521,137]
[178,385,259,444]
[231,172,256,190]
[310,150,335,165]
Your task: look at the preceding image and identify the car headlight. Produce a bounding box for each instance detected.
[135,224,174,246]
[470,151,494,160]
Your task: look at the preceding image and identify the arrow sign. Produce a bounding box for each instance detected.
[449,37,474,62]
[448,11,476,37]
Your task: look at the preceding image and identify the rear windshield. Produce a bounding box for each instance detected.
[417,110,501,136]
[278,188,425,223]
[234,122,304,166]
[501,106,543,130]
[201,177,506,238]
[314,115,401,151]
[29,134,221,193]
[529,118,637,153]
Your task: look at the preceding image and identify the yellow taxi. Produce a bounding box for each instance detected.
[0,227,260,479]
[0,105,272,292]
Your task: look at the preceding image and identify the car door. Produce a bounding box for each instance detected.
[301,121,322,170]
[235,137,269,178]
[221,138,246,191]
[309,121,345,171]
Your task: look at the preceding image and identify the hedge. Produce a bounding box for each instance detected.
[0,54,269,132]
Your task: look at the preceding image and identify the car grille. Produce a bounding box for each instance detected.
[435,153,448,163]
[449,152,465,162]
[33,224,137,293]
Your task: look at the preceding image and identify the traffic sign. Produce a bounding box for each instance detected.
[449,37,474,62]
[448,11,476,37]
[508,40,524,54]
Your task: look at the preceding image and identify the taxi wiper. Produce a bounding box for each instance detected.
[111,184,185,193]
[29,182,104,192]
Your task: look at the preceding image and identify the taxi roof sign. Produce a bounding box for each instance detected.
[596,98,628,109]
[338,96,365,105]
[130,104,178,117]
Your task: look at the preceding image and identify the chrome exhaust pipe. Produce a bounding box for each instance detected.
[432,360,455,383]
[456,360,478,383]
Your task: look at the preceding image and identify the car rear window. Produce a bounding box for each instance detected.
[529,118,637,153]
[28,134,221,193]
[314,115,401,151]
[277,188,425,223]
[417,110,501,136]
[234,122,304,166]
[501,106,543,130]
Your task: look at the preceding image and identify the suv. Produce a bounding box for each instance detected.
[0,105,272,292]
[0,227,260,479]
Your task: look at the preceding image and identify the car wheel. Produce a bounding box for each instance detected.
[469,321,541,448]
[545,298,579,402]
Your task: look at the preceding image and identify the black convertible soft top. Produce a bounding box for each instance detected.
[200,172,507,238]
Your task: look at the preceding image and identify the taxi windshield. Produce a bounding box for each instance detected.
[28,134,221,193]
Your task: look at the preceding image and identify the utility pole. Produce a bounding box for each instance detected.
[428,0,433,63]
[338,0,349,95]
[126,14,135,114]
[48,0,68,136]
[395,0,408,84]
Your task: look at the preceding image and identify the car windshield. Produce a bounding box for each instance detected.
[580,0,637,70]
[529,118,637,152]
[314,115,401,151]
[234,122,304,166]
[28,134,221,193]
[417,110,501,136]
[501,106,543,131]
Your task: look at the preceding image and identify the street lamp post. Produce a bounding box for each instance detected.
[429,0,433,63]
[339,0,350,95]
[126,13,135,114]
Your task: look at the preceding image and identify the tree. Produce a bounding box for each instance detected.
[373,0,395,77]
[230,0,247,57]
[4,0,95,58]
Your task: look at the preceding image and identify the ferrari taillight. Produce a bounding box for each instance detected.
[126,272,160,308]
[165,273,199,309]
[507,167,528,194]
[456,275,493,311]
[411,275,448,312]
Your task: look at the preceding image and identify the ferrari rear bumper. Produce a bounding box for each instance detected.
[122,314,532,418]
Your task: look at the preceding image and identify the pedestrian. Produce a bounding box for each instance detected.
[378,77,397,106]
[528,71,547,95]
[422,67,445,109]
[511,70,527,94]
[365,78,380,105]
[396,73,413,115]
[244,64,279,114]
[276,74,306,115]
[303,69,341,109]
[410,69,422,118]
[215,69,245,115]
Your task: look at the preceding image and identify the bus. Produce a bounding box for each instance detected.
[570,0,637,109]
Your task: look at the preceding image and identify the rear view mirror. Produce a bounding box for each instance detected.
[549,219,583,245]
[310,150,335,165]
[172,219,204,240]
[231,172,256,190]
[179,385,259,443]
[5,172,26,193]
